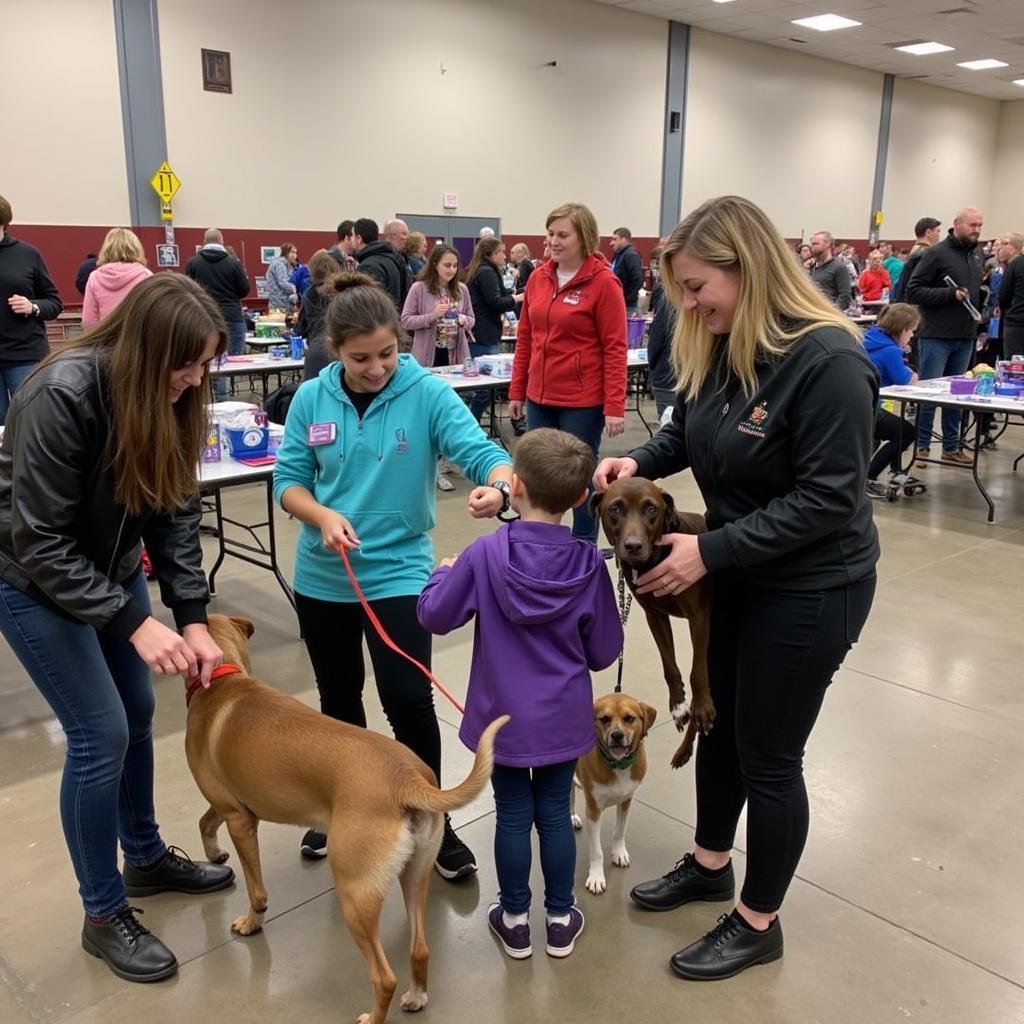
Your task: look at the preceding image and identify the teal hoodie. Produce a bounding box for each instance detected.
[273,355,511,602]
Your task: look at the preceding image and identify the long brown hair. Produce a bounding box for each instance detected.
[662,195,860,399]
[323,272,407,353]
[43,274,228,513]
[420,244,461,301]
[465,237,504,283]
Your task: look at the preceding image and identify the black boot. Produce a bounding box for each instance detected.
[81,906,178,982]
[629,852,734,911]
[123,845,234,897]
[670,911,783,981]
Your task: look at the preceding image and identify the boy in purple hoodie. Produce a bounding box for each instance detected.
[418,428,623,960]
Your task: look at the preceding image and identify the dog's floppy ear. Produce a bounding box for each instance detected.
[229,615,256,639]
[639,701,658,737]
[588,490,606,521]
[659,488,684,535]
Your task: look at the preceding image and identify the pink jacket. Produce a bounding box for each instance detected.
[401,281,475,367]
[82,262,153,326]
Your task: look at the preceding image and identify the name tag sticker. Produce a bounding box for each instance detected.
[307,422,337,446]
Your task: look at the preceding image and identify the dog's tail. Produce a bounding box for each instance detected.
[402,715,510,814]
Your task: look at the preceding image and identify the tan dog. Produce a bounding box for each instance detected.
[590,477,715,768]
[186,614,508,1024]
[570,692,657,895]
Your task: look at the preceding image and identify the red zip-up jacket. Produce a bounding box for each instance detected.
[509,252,628,417]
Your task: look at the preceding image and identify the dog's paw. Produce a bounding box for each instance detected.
[670,700,691,732]
[571,813,583,831]
[670,740,693,770]
[585,872,607,895]
[611,846,631,868]
[212,850,230,865]
[231,913,264,936]
[692,698,716,735]
[400,987,428,1013]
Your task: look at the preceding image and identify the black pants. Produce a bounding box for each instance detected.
[694,572,876,913]
[869,408,915,479]
[294,592,441,780]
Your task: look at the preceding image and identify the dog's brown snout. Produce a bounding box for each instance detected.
[610,729,627,745]
[622,535,645,556]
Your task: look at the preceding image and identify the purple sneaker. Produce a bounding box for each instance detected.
[487,903,532,959]
[545,905,585,958]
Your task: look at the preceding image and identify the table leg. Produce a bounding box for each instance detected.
[207,487,227,595]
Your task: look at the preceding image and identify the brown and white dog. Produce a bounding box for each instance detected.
[185,614,508,1024]
[571,692,657,895]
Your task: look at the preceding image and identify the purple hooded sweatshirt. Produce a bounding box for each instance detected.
[417,519,623,767]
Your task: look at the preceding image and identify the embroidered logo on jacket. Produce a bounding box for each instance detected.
[563,288,583,306]
[395,428,409,454]
[737,402,768,438]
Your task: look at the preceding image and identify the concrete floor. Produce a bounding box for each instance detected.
[2,405,1023,1024]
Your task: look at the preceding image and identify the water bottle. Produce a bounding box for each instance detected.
[881,287,890,303]
[440,304,460,350]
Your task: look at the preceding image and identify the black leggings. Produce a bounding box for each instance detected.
[694,572,876,913]
[869,409,915,480]
[294,592,441,781]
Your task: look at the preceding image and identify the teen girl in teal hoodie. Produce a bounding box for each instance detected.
[273,272,512,877]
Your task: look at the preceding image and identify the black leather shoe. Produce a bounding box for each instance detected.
[123,845,234,897]
[629,853,734,911]
[670,912,783,981]
[81,906,178,982]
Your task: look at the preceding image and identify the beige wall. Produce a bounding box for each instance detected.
[683,30,882,240]
[990,101,1024,234]
[883,78,1001,241]
[1,0,130,226]
[157,0,667,236]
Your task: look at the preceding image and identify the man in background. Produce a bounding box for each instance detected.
[610,227,643,314]
[809,230,852,310]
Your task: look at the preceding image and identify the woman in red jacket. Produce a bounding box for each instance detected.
[857,251,892,302]
[508,202,627,541]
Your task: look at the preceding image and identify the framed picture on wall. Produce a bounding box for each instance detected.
[201,49,232,94]
[260,246,279,264]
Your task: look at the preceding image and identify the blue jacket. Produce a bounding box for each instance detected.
[289,263,311,298]
[863,325,912,389]
[273,355,511,602]
[418,520,622,767]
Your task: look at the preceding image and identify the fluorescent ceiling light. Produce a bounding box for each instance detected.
[957,58,1009,70]
[791,13,862,32]
[1014,79,1024,86]
[894,41,954,56]
[711,1,738,4]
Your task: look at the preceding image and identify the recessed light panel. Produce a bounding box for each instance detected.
[1014,79,1024,86]
[957,59,1009,70]
[791,14,862,32]
[894,41,954,55]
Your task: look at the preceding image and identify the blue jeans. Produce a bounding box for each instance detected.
[215,320,248,399]
[916,338,973,451]
[469,341,499,421]
[0,361,39,425]
[0,572,166,916]
[491,759,578,915]
[525,401,604,541]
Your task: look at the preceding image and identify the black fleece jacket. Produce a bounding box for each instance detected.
[468,262,516,347]
[629,325,879,589]
[356,242,409,310]
[905,231,984,340]
[998,253,1024,329]
[0,235,62,365]
[612,244,644,306]
[185,247,249,323]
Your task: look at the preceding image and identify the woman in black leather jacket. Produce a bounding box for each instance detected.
[0,274,234,983]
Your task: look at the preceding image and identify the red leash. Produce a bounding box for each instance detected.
[338,546,465,715]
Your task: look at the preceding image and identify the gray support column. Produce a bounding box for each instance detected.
[659,21,690,236]
[869,73,895,245]
[113,0,167,226]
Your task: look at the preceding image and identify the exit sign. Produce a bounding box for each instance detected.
[442,192,458,210]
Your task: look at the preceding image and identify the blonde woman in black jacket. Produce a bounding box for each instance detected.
[0,274,234,983]
[595,196,878,982]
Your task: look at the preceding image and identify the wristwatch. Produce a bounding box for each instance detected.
[491,479,511,514]
[31,303,40,317]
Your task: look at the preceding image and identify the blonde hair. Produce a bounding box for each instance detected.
[662,195,860,399]
[546,202,599,257]
[510,243,530,262]
[405,231,426,257]
[98,227,146,266]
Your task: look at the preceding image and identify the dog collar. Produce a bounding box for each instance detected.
[599,746,639,771]
[184,662,242,706]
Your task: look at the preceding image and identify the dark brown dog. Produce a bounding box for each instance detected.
[590,477,714,768]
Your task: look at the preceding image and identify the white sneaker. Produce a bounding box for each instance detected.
[436,472,455,492]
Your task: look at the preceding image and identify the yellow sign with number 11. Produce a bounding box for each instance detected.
[150,162,181,204]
